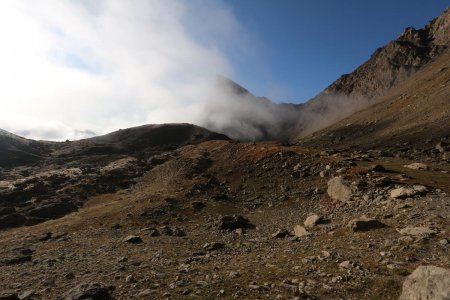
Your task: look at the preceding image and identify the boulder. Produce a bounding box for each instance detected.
[347,217,386,232]
[327,177,352,202]
[293,225,310,237]
[63,282,114,300]
[390,187,417,199]
[215,215,255,230]
[303,214,326,228]
[412,185,428,193]
[399,265,450,300]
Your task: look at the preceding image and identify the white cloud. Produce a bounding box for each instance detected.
[0,0,243,140]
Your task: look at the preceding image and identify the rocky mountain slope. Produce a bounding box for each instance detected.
[0,129,54,168]
[295,8,450,136]
[207,8,449,141]
[299,48,450,150]
[0,124,228,229]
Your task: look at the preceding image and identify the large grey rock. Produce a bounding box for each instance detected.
[63,282,114,300]
[399,265,450,300]
[327,177,352,202]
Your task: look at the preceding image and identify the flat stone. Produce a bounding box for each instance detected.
[397,226,437,237]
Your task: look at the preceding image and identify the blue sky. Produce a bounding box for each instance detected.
[225,1,449,102]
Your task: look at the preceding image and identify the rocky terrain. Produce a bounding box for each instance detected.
[1,139,449,299]
[1,7,450,300]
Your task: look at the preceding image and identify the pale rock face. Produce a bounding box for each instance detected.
[399,265,450,300]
